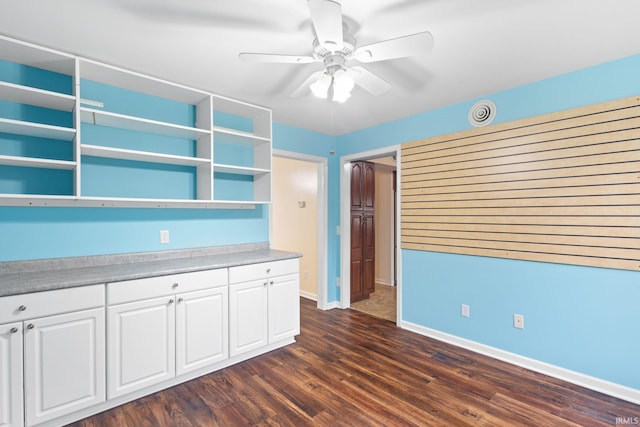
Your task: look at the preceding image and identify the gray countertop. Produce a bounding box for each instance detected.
[0,244,301,297]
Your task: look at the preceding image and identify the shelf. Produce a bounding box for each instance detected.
[0,154,76,170]
[74,197,258,209]
[81,145,211,167]
[80,108,211,140]
[213,163,270,176]
[79,59,210,105]
[0,117,76,141]
[213,126,270,145]
[0,35,76,75]
[0,81,75,111]
[1,35,272,209]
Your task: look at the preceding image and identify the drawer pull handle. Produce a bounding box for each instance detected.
[18,305,26,312]
[10,327,18,334]
[270,280,274,285]
[27,324,34,330]
[172,283,179,288]
[177,298,183,303]
[266,268,271,273]
[169,299,175,304]
[263,281,268,286]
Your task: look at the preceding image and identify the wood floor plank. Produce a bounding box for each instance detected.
[69,298,639,426]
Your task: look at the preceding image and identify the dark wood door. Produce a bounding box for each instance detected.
[350,161,375,303]
[362,211,375,296]
[350,212,364,302]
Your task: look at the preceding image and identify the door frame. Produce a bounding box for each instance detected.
[271,149,329,310]
[340,145,402,324]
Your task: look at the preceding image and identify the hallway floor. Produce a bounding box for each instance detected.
[350,283,397,322]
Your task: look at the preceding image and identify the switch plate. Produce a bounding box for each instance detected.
[461,304,470,318]
[160,230,170,244]
[514,314,524,329]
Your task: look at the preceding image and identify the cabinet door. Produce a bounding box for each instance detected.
[362,211,376,297]
[229,280,268,358]
[268,274,300,343]
[176,287,228,376]
[350,212,364,303]
[0,323,23,427]
[107,297,175,399]
[24,308,105,426]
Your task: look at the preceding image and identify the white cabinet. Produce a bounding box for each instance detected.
[0,323,23,427]
[106,269,228,399]
[0,285,105,427]
[176,287,228,375]
[0,35,272,209]
[24,308,105,426]
[229,259,300,358]
[229,279,269,357]
[107,296,175,399]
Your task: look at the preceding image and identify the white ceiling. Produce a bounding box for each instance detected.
[2,0,640,136]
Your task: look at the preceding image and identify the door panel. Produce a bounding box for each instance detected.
[268,274,300,342]
[350,212,364,302]
[229,280,268,357]
[0,322,22,427]
[176,287,228,375]
[25,308,105,426]
[363,212,376,297]
[107,297,175,399]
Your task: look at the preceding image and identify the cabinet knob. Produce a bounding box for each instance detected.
[263,281,268,286]
[27,324,34,330]
[169,299,175,304]
[270,280,274,285]
[266,268,271,274]
[177,297,183,303]
[172,283,179,288]
[18,305,26,312]
[10,327,18,334]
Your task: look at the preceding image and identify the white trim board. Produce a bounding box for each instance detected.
[400,320,640,406]
[271,149,329,311]
[339,145,402,324]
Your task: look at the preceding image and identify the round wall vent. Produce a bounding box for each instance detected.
[468,100,497,127]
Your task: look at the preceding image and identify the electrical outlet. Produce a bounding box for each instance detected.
[514,314,524,329]
[461,304,470,318]
[160,230,170,244]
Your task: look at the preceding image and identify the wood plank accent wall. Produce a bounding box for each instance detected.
[401,95,640,271]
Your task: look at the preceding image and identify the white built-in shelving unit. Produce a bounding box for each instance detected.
[0,35,272,208]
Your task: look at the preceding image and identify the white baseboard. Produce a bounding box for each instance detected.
[375,278,395,287]
[323,301,340,310]
[300,290,317,301]
[400,320,640,405]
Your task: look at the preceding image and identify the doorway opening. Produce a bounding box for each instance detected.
[340,146,401,323]
[271,150,329,310]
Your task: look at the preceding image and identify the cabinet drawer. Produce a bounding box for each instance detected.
[229,258,299,284]
[0,284,104,324]
[107,268,228,305]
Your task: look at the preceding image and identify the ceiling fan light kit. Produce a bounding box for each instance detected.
[238,0,434,103]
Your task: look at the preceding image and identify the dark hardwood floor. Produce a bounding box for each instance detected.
[71,298,639,426]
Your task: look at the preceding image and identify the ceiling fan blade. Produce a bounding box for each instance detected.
[353,31,434,63]
[290,71,325,98]
[307,0,344,51]
[239,53,316,64]
[347,66,392,96]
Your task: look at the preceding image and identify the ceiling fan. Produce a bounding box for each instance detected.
[239,0,434,102]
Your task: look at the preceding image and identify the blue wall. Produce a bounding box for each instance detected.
[1,48,639,392]
[330,53,640,391]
